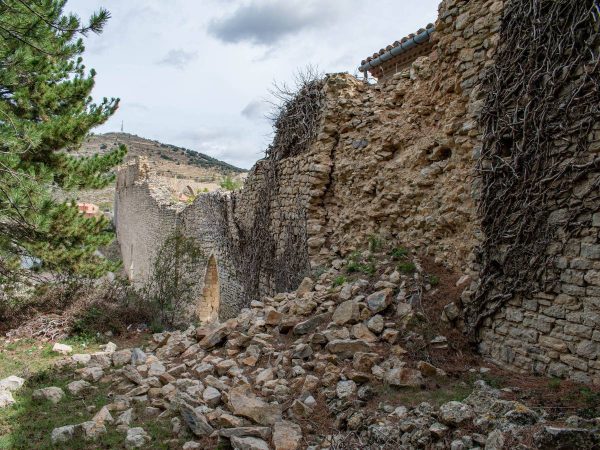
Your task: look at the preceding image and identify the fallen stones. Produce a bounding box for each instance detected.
[51,424,79,444]
[180,403,214,436]
[332,300,360,325]
[32,386,64,404]
[219,426,272,440]
[336,380,357,399]
[292,313,330,335]
[366,289,393,313]
[384,367,424,388]
[230,436,270,450]
[67,380,94,396]
[534,426,600,449]
[227,386,282,426]
[272,421,302,450]
[112,349,132,366]
[325,339,372,358]
[52,343,73,355]
[0,375,25,392]
[439,401,475,425]
[77,366,103,382]
[295,277,314,298]
[0,390,15,408]
[125,427,151,448]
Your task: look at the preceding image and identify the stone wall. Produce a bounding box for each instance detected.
[115,0,600,382]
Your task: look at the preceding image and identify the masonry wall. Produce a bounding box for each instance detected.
[115,0,599,382]
[114,159,181,288]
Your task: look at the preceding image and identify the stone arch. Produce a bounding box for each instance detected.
[197,254,220,322]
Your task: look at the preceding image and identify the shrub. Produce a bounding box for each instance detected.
[367,235,382,252]
[397,262,416,273]
[332,276,346,287]
[220,176,242,191]
[390,247,409,260]
[141,231,205,328]
[428,275,440,286]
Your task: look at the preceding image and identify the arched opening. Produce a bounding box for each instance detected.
[196,255,220,322]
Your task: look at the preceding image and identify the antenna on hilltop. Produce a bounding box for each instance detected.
[121,120,124,132]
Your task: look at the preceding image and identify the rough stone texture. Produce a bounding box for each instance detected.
[114,0,600,382]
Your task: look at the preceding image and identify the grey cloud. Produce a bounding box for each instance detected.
[207,0,343,45]
[241,99,270,122]
[158,49,198,69]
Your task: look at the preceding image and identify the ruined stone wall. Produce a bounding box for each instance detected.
[115,0,599,381]
[114,158,182,288]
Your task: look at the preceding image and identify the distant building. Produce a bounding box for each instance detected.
[359,23,435,83]
[77,202,100,218]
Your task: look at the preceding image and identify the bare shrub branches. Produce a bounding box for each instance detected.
[266,66,326,161]
[465,0,600,335]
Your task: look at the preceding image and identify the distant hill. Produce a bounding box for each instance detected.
[60,132,247,213]
[79,132,246,180]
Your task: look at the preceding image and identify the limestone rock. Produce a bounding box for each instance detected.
[336,380,357,399]
[292,313,330,335]
[296,277,314,298]
[32,387,64,404]
[0,390,15,408]
[219,426,272,440]
[325,339,372,358]
[332,300,360,325]
[230,436,270,450]
[125,427,151,448]
[180,403,214,437]
[226,386,282,425]
[272,421,302,450]
[202,386,221,407]
[0,375,25,392]
[67,380,93,396]
[534,426,600,450]
[366,289,393,313]
[112,349,132,366]
[52,343,73,355]
[439,401,475,425]
[51,424,79,444]
[384,367,424,388]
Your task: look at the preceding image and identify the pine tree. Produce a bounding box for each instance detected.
[0,0,126,283]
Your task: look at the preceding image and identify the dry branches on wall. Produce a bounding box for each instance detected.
[465,0,600,335]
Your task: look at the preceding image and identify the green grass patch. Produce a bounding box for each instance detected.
[397,262,416,274]
[367,235,383,252]
[332,276,347,288]
[428,275,440,286]
[390,247,409,260]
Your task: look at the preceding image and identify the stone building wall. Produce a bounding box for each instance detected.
[114,158,182,288]
[115,0,600,382]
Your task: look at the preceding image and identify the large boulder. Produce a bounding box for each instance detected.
[325,339,372,358]
[365,289,393,313]
[384,367,424,388]
[32,387,65,404]
[292,313,330,335]
[332,300,360,325]
[439,401,475,425]
[272,421,302,450]
[179,403,214,437]
[226,387,282,426]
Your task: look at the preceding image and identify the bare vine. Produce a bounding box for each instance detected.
[266,66,326,161]
[465,0,600,335]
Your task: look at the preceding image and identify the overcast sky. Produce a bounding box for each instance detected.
[67,0,439,169]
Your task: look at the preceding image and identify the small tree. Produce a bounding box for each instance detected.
[0,1,126,284]
[219,175,242,191]
[142,232,204,328]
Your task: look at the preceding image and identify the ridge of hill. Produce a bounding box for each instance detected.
[64,133,247,212]
[80,132,246,180]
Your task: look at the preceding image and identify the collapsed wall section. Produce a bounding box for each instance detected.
[114,158,181,288]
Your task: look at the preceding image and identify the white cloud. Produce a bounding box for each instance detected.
[66,0,439,169]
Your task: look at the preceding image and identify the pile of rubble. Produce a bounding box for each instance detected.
[14,256,599,449]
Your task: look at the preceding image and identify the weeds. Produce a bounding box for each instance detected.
[397,262,416,273]
[428,275,440,286]
[332,276,347,287]
[367,235,383,252]
[390,247,409,260]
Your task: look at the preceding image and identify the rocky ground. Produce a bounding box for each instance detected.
[1,248,599,449]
